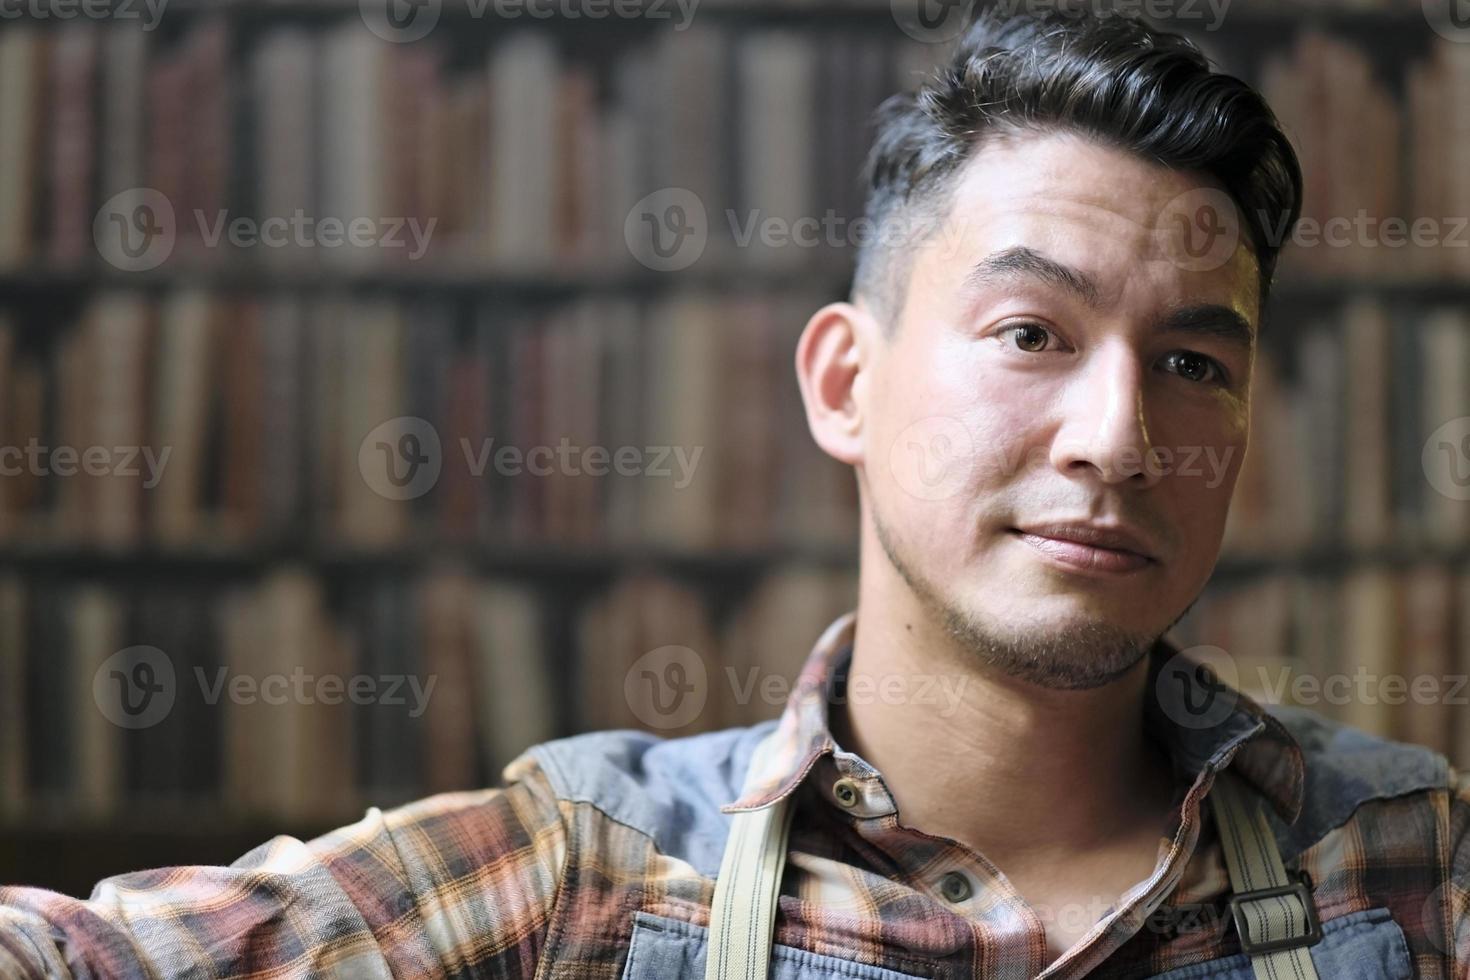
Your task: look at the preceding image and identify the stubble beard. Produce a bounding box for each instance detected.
[870,501,1189,691]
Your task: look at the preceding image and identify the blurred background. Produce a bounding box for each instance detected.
[0,0,1468,896]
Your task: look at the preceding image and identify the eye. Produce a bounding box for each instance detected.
[1162,350,1227,386]
[998,321,1062,353]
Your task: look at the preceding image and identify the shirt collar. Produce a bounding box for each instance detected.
[720,610,1306,825]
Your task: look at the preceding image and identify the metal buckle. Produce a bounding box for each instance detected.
[1227,871,1322,956]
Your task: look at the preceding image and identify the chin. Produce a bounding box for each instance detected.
[974,567,1160,628]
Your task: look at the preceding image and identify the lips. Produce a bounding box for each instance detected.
[1008,522,1158,574]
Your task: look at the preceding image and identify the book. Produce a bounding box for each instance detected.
[90,293,151,548]
[46,22,98,266]
[0,26,42,269]
[70,586,124,816]
[1421,310,1470,546]
[0,576,26,819]
[474,581,556,780]
[486,32,559,269]
[320,22,387,268]
[250,27,316,268]
[150,290,217,545]
[1342,298,1392,551]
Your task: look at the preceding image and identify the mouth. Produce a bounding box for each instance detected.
[1006,526,1157,575]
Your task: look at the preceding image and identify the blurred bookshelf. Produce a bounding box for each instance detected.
[2,0,1470,897]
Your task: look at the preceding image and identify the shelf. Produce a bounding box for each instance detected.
[1,541,1466,579]
[0,262,853,298]
[1210,544,1470,579]
[1,265,1467,306]
[0,0,1440,74]
[0,541,862,577]
[9,0,1441,30]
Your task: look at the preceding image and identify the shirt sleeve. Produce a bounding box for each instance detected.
[0,753,568,980]
[1446,764,1470,979]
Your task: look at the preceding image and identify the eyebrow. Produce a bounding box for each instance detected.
[963,245,1257,352]
[966,245,1105,308]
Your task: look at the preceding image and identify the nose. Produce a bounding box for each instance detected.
[1050,342,1162,488]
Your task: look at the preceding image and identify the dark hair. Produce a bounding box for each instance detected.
[853,4,1302,325]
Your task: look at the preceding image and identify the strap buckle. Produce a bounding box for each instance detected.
[1227,870,1322,956]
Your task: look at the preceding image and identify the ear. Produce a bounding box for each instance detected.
[794,301,876,468]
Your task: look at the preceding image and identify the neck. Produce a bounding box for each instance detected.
[835,550,1175,864]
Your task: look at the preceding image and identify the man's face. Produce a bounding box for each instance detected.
[859,128,1258,686]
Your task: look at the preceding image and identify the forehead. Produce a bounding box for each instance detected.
[914,128,1260,315]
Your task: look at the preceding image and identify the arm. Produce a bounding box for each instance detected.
[1445,765,1470,979]
[0,754,568,979]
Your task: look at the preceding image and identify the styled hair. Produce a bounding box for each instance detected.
[853,4,1303,325]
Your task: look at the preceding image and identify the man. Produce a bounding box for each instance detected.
[3,6,1466,979]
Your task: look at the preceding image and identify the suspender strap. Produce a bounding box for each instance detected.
[704,731,797,980]
[1208,768,1322,980]
[706,745,1318,980]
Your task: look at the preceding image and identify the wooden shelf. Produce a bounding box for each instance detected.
[0,265,1467,306]
[0,541,1465,579]
[0,262,853,298]
[11,0,1438,27]
[0,542,859,577]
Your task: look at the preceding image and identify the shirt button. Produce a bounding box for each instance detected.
[832,777,861,808]
[939,871,973,903]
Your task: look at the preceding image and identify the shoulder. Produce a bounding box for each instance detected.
[1263,703,1453,853]
[512,719,778,876]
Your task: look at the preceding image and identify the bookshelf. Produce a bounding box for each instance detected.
[5,268,1470,298]
[2,0,1469,895]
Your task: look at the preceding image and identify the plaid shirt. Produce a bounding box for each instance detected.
[3,610,1468,979]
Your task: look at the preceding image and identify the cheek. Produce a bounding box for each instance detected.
[948,356,1059,484]
[1152,430,1247,553]
[881,334,1060,490]
[1155,403,1248,490]
[865,343,986,518]
[875,359,1052,541]
[918,330,1033,422]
